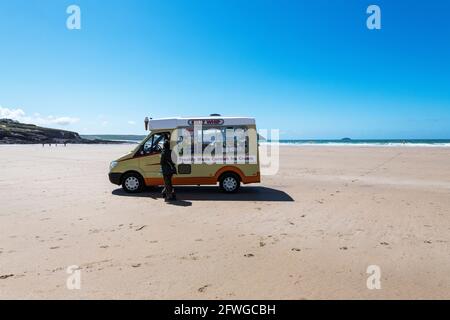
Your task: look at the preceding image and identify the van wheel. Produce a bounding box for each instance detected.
[219,173,240,193]
[122,173,144,193]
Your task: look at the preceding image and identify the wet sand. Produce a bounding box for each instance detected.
[0,144,449,299]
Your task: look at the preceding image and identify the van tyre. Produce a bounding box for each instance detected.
[122,172,144,193]
[219,173,240,193]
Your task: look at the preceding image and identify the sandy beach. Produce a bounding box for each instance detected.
[0,144,449,299]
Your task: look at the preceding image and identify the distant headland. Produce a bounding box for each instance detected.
[0,119,124,144]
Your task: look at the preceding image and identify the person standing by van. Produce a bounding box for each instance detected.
[160,139,177,201]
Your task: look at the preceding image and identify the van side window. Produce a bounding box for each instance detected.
[142,132,169,154]
[223,127,249,153]
[143,137,154,154]
[175,127,249,159]
[202,128,222,155]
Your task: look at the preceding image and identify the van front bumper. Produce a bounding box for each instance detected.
[109,172,122,185]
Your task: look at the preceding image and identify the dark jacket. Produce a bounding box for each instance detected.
[160,148,176,176]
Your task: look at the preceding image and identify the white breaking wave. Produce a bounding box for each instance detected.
[260,142,450,148]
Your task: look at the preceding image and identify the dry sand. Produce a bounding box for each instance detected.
[0,144,449,299]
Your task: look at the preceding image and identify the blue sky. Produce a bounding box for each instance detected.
[0,0,449,138]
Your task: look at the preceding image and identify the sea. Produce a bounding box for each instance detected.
[81,135,450,147]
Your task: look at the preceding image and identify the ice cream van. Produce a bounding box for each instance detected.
[108,115,260,193]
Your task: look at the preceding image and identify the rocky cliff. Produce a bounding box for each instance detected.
[0,119,121,144]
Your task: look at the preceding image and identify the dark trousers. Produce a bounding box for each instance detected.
[163,174,174,199]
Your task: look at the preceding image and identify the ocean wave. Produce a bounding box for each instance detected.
[260,141,450,147]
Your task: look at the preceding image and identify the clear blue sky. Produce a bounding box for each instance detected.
[0,0,449,138]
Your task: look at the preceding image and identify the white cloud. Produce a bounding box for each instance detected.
[0,107,26,119]
[127,120,136,125]
[0,106,79,126]
[48,116,79,126]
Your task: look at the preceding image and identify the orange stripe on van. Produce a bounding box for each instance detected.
[144,177,216,186]
[144,166,260,186]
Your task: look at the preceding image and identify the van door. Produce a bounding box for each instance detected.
[138,132,168,183]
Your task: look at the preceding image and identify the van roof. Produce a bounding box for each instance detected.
[148,116,256,130]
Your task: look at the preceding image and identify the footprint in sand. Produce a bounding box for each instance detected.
[244,253,255,257]
[424,240,432,244]
[50,246,59,250]
[291,248,301,252]
[180,253,201,261]
[188,253,200,261]
[0,274,14,279]
[380,242,389,246]
[339,246,348,250]
[198,284,210,293]
[131,263,141,268]
[259,241,266,247]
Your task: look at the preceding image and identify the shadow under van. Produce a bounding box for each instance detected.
[112,186,294,202]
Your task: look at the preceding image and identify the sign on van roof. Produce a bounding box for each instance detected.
[148,117,255,130]
[187,119,224,126]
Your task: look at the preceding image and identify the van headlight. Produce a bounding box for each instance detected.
[110,161,118,170]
